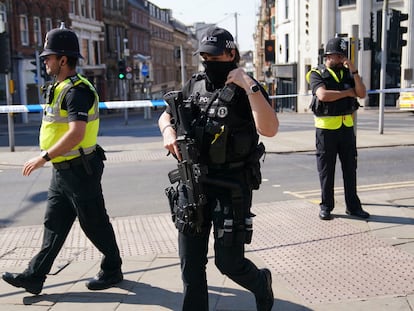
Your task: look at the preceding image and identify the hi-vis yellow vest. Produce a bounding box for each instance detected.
[39,74,99,163]
[306,67,354,130]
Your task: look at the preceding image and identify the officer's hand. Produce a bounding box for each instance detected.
[343,58,356,73]
[162,127,182,161]
[22,156,46,176]
[226,68,250,89]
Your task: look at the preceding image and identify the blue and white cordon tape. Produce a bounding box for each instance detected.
[0,99,167,114]
[1,88,414,114]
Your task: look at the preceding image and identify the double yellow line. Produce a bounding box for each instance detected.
[284,180,414,199]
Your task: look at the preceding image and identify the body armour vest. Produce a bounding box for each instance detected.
[307,65,359,117]
[185,73,259,165]
[39,74,99,163]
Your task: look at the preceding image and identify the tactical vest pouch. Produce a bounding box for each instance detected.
[246,142,265,190]
[310,96,328,116]
[208,124,229,164]
[95,144,107,161]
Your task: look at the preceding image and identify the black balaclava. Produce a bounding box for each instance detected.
[202,60,237,89]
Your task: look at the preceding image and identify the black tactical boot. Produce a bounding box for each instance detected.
[256,268,274,311]
[2,272,45,295]
[86,269,123,290]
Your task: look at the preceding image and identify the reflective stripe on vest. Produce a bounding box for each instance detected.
[39,74,99,163]
[314,115,354,129]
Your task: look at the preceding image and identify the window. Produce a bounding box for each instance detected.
[285,0,289,19]
[33,17,42,46]
[82,38,89,64]
[285,33,289,63]
[89,0,96,19]
[45,18,53,32]
[0,3,6,24]
[339,0,356,6]
[20,15,29,46]
[80,0,87,17]
[69,0,76,14]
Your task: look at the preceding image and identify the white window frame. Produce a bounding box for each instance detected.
[33,16,42,47]
[20,15,29,46]
[45,18,53,32]
[89,0,96,19]
[80,0,87,17]
[69,0,76,14]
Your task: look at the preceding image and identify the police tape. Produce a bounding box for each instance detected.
[268,87,414,99]
[0,99,167,114]
[2,88,414,113]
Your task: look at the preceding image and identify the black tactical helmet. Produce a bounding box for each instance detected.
[40,22,83,59]
[324,37,347,56]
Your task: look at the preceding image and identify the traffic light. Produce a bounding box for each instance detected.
[264,40,275,63]
[30,59,39,77]
[0,32,11,74]
[397,11,408,47]
[40,62,50,81]
[118,59,126,80]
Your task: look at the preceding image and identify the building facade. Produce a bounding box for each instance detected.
[69,0,106,100]
[6,0,69,113]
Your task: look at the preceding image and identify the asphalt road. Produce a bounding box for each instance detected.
[0,110,413,228]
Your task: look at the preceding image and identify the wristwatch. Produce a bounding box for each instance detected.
[41,150,51,161]
[246,84,260,95]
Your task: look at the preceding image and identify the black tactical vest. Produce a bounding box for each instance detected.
[184,73,259,165]
[310,65,359,116]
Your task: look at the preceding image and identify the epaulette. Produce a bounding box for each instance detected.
[192,72,206,81]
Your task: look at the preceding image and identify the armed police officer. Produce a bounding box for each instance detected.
[2,24,123,294]
[159,27,278,311]
[306,37,370,221]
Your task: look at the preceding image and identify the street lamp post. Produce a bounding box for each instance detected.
[123,38,128,125]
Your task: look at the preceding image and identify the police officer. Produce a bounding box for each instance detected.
[159,27,278,311]
[2,24,123,294]
[306,37,370,220]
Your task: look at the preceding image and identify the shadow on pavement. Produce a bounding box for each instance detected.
[0,191,47,228]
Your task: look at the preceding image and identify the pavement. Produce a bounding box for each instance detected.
[0,109,414,310]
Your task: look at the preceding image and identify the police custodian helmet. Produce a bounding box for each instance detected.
[40,22,83,59]
[324,37,347,56]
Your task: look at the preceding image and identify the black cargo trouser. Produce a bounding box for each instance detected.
[26,155,122,279]
[316,124,362,212]
[178,170,268,311]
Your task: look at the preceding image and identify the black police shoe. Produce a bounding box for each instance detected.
[319,209,332,220]
[86,269,123,290]
[346,209,370,219]
[2,272,44,295]
[256,268,274,311]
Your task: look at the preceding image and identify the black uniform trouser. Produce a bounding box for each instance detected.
[26,155,122,279]
[178,172,268,311]
[316,125,361,212]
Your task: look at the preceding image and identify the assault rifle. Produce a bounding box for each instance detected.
[163,91,207,233]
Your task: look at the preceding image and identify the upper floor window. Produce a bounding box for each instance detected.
[285,0,289,19]
[339,0,356,6]
[45,18,53,32]
[33,16,42,46]
[0,3,6,23]
[80,0,87,17]
[20,15,29,46]
[89,0,96,19]
[69,0,76,14]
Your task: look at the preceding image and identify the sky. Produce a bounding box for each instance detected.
[149,0,261,52]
